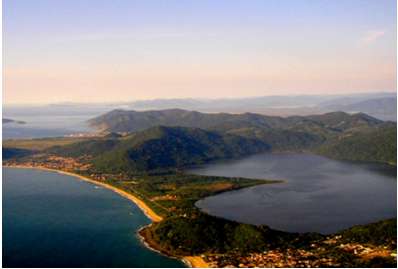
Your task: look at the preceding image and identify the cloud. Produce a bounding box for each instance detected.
[361,30,385,44]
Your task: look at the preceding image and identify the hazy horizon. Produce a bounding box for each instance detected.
[2,90,396,107]
[3,0,397,105]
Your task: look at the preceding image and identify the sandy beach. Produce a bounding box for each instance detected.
[4,165,209,268]
[5,165,163,222]
[183,256,209,268]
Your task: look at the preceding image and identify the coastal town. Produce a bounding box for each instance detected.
[3,154,130,183]
[4,155,92,173]
[203,235,397,267]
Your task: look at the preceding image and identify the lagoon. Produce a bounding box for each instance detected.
[189,153,397,234]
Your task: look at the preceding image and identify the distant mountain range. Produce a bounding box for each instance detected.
[4,92,395,121]
[322,97,397,121]
[125,92,396,121]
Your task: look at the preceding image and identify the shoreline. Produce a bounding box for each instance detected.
[4,165,163,222]
[136,225,209,268]
[3,165,209,268]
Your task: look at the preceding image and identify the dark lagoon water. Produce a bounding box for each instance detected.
[188,153,397,234]
[3,168,184,268]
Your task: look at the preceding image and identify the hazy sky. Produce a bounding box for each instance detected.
[3,0,397,104]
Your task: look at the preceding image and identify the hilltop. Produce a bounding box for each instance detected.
[323,97,397,121]
[48,126,270,174]
[88,109,383,134]
[317,122,397,165]
[86,109,395,165]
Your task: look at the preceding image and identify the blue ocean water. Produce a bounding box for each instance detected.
[3,167,184,268]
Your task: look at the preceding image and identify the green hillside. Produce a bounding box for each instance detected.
[317,124,397,165]
[86,109,396,164]
[49,126,271,173]
[88,109,284,132]
[5,110,395,169]
[88,109,390,152]
[225,128,325,151]
[88,109,383,136]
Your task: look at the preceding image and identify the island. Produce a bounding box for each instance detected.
[3,118,26,124]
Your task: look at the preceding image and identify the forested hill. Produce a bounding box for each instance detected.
[88,109,383,134]
[317,123,397,165]
[49,126,270,173]
[86,109,396,165]
[88,109,390,148]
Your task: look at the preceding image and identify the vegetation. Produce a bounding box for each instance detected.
[144,210,328,256]
[339,218,397,247]
[145,214,293,255]
[227,128,324,151]
[3,137,89,151]
[49,126,270,173]
[88,109,395,164]
[317,124,397,164]
[88,109,383,135]
[143,215,396,267]
[5,110,396,166]
[87,172,278,217]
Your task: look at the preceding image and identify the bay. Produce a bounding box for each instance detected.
[3,167,184,268]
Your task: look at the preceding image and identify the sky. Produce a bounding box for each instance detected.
[3,0,397,104]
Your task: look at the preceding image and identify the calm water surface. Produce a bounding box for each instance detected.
[3,168,184,268]
[2,115,93,139]
[188,153,397,234]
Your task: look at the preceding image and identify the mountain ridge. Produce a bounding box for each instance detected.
[49,126,271,173]
[86,109,395,166]
[88,109,383,134]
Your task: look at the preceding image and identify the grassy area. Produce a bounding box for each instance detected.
[100,173,280,217]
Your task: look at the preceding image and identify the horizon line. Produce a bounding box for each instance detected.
[3,90,397,107]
